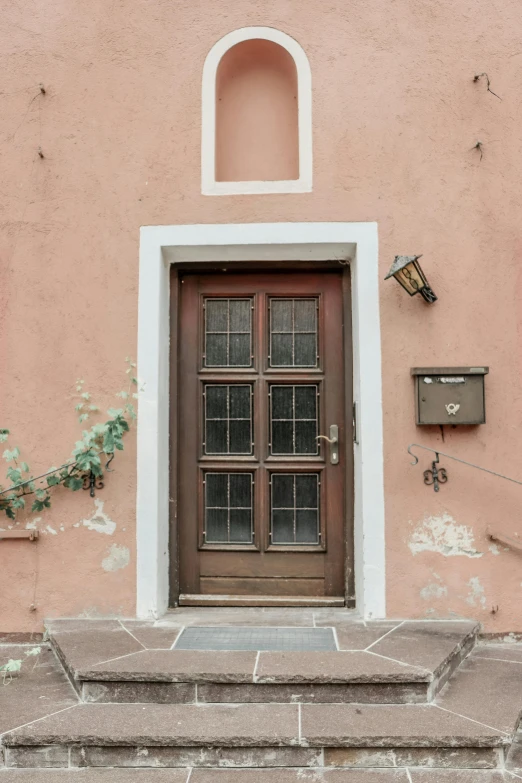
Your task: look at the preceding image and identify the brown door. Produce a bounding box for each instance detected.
[176,271,350,603]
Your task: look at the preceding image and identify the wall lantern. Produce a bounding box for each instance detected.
[385,255,437,303]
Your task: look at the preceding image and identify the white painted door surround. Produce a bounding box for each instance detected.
[137,222,385,620]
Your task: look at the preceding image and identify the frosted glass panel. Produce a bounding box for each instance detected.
[205,298,253,367]
[270,473,320,545]
[270,385,318,455]
[270,298,318,367]
[205,473,253,544]
[205,385,252,455]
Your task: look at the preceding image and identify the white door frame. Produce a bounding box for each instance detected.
[137,222,385,620]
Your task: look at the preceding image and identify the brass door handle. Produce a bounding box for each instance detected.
[317,425,339,464]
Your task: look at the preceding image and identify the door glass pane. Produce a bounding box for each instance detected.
[270,473,320,545]
[205,298,253,367]
[270,385,318,456]
[205,473,253,544]
[205,385,253,455]
[269,298,318,367]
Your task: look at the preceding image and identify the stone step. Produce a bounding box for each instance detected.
[1,702,508,770]
[47,619,479,704]
[0,769,513,782]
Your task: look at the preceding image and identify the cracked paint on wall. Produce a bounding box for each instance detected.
[102,544,130,572]
[80,499,116,536]
[409,513,483,558]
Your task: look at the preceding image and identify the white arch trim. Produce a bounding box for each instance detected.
[201,26,313,196]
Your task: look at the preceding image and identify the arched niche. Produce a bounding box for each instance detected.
[202,27,312,196]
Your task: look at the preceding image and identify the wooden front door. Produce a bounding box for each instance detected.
[176,271,351,604]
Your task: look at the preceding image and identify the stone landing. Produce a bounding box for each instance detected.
[1,611,522,780]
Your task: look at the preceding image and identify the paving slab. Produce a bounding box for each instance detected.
[410,773,510,782]
[120,622,182,650]
[255,651,429,683]
[334,625,401,651]
[0,645,77,734]
[0,772,513,782]
[474,643,522,663]
[191,771,409,782]
[436,653,522,733]
[0,773,189,782]
[49,624,144,673]
[156,608,317,627]
[81,650,257,682]
[3,703,300,747]
[370,622,478,671]
[300,704,506,747]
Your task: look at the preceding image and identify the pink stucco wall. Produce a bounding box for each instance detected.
[1,0,522,633]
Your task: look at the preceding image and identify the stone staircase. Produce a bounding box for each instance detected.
[1,610,522,781]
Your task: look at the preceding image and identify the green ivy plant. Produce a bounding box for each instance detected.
[0,647,41,685]
[0,359,138,520]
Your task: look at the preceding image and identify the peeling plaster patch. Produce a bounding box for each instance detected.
[102,544,130,572]
[420,582,448,600]
[466,576,487,609]
[81,499,116,535]
[45,525,57,535]
[409,512,483,558]
[25,518,40,530]
[489,544,500,555]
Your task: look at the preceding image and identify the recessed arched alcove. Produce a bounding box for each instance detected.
[215,39,299,183]
[201,26,313,196]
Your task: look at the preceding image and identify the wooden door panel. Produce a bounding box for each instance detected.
[200,577,326,597]
[199,550,325,579]
[176,271,350,603]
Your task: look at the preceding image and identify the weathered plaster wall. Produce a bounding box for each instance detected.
[1,0,521,633]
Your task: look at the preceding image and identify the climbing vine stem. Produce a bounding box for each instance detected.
[0,359,138,520]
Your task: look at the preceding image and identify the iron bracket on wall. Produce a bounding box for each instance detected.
[422,453,448,492]
[82,472,104,498]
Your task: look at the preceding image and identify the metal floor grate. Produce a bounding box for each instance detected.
[173,626,337,651]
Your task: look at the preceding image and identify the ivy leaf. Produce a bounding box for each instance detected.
[64,475,84,491]
[79,414,89,423]
[107,408,123,418]
[35,489,48,501]
[0,429,9,443]
[103,430,115,453]
[46,474,61,487]
[5,506,16,519]
[81,392,91,401]
[21,462,30,473]
[6,467,22,485]
[11,497,25,510]
[3,447,20,462]
[31,499,45,513]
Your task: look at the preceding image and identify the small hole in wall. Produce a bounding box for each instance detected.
[215,39,299,183]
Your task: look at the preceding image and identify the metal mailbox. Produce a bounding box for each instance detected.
[411,367,489,426]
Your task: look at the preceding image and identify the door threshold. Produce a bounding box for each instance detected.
[178,594,346,607]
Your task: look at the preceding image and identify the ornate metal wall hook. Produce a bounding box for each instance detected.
[82,471,105,498]
[423,453,448,492]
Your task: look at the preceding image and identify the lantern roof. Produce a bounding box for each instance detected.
[384,255,423,280]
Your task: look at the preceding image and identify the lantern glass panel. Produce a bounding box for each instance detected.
[395,261,426,296]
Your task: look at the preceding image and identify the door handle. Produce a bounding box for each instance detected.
[317,425,339,465]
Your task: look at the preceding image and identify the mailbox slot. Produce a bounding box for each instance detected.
[411,366,489,426]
